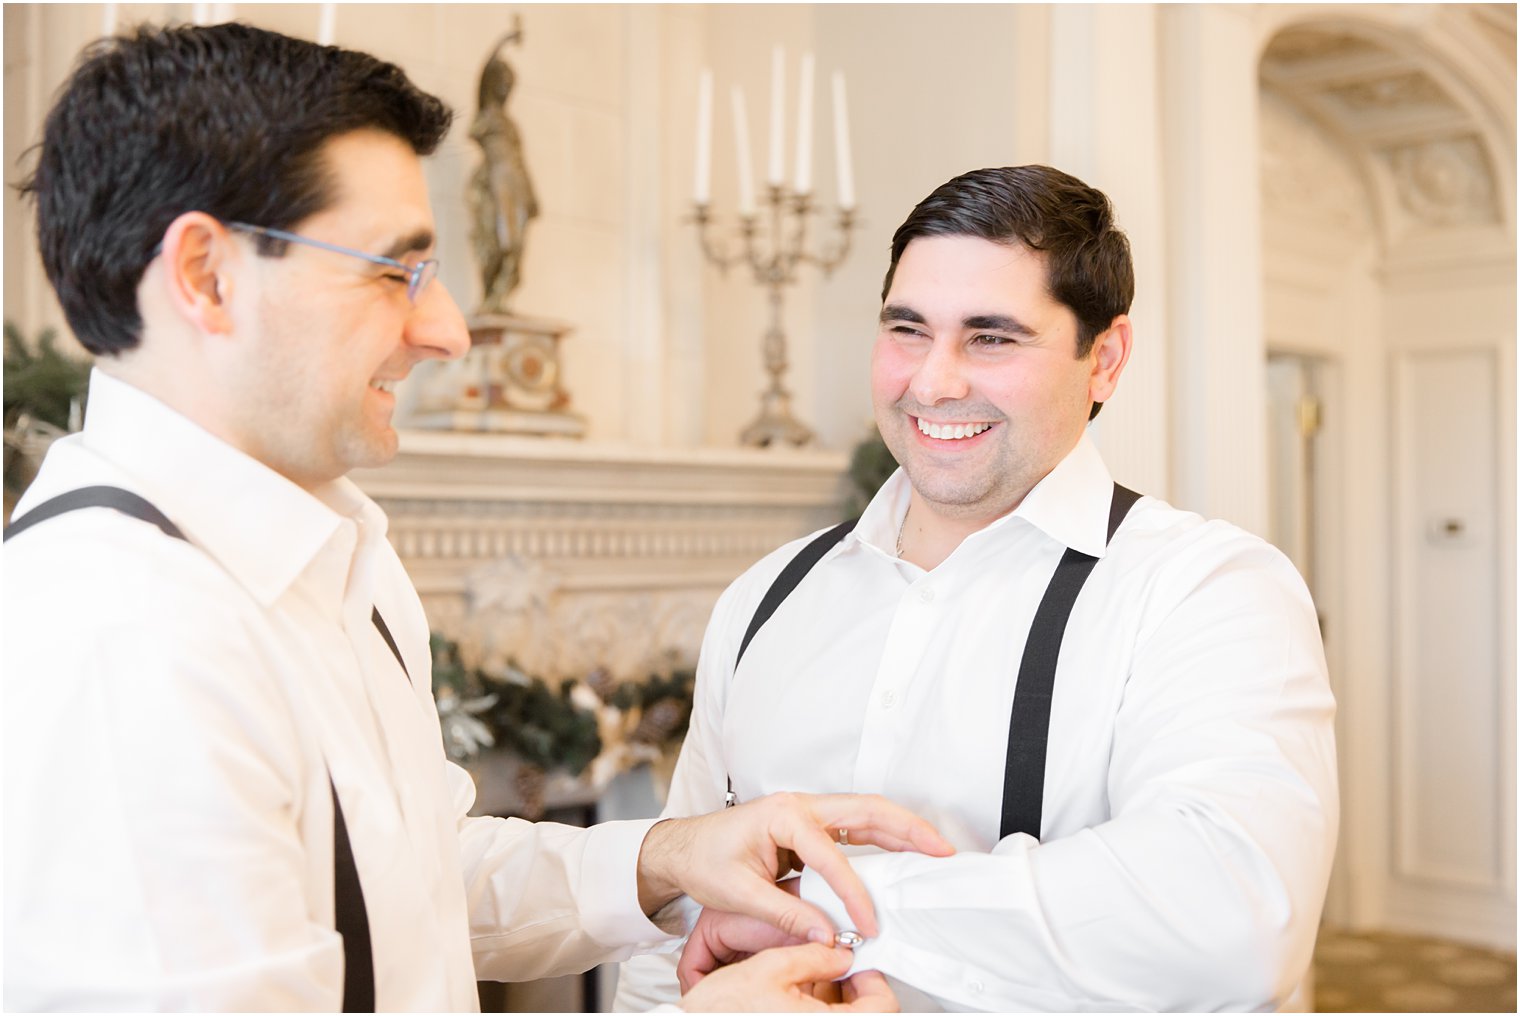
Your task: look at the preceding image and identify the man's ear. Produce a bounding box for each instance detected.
[1087,314,1133,406]
[157,212,240,336]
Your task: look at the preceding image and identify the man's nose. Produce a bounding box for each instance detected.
[405,281,471,361]
[909,338,970,405]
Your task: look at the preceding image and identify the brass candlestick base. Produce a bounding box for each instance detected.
[740,388,815,447]
[694,188,855,448]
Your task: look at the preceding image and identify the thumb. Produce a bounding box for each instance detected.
[748,942,855,985]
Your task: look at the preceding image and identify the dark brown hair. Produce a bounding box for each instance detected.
[20,22,453,356]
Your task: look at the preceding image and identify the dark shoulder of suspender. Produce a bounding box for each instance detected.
[5,485,380,1011]
[999,482,1141,841]
[3,485,186,542]
[734,518,857,669]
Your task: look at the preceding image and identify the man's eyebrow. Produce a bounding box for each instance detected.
[964,313,1035,336]
[880,303,926,325]
[380,229,435,261]
[880,304,1036,336]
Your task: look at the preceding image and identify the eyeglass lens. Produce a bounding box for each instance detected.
[409,260,439,304]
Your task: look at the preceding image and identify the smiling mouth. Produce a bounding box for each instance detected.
[916,417,994,441]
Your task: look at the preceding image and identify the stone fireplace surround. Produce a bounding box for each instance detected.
[351,428,852,691]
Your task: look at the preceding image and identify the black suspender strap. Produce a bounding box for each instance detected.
[330,776,375,1012]
[6,485,385,1011]
[370,606,411,685]
[735,519,858,668]
[2,485,186,542]
[725,483,1143,835]
[725,518,856,805]
[999,483,1141,840]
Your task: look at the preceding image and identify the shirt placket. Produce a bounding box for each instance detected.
[852,569,941,795]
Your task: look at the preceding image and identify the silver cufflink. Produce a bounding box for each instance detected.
[834,930,864,950]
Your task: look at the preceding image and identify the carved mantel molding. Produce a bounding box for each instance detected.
[351,431,852,681]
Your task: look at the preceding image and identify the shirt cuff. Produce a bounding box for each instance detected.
[576,817,684,950]
[798,861,885,976]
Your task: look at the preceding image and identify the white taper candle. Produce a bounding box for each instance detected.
[694,69,714,205]
[317,3,336,45]
[794,53,815,195]
[731,86,757,217]
[831,71,855,210]
[767,46,785,188]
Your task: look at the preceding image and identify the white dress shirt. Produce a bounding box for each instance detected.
[4,370,674,1011]
[615,430,1338,1013]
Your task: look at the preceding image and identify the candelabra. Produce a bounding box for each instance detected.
[693,188,856,447]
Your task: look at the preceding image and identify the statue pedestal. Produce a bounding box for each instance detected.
[413,312,586,438]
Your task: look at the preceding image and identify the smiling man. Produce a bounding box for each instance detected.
[616,166,1339,1012]
[0,23,953,1012]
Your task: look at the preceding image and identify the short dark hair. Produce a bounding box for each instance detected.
[883,166,1133,419]
[19,23,453,357]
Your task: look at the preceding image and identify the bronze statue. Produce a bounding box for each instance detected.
[469,20,537,315]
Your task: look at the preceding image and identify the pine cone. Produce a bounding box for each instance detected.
[585,667,616,702]
[632,698,684,745]
[516,764,547,820]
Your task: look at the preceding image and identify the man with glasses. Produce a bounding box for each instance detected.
[3,23,947,1011]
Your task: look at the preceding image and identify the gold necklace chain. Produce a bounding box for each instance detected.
[896,505,910,558]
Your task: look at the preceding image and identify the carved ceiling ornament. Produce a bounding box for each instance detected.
[1327,71,1453,115]
[1259,90,1372,234]
[1259,17,1507,239]
[1385,136,1499,226]
[1262,28,1382,71]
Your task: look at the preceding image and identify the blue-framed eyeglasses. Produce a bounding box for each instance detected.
[226,221,439,304]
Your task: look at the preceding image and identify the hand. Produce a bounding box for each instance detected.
[679,892,807,992]
[637,792,954,943]
[678,943,898,1012]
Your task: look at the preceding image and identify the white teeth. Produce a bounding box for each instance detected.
[917,418,991,440]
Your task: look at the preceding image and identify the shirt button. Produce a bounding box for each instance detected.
[919,586,935,603]
[968,979,984,994]
[881,689,897,708]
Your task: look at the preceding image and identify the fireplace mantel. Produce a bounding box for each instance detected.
[351,430,852,680]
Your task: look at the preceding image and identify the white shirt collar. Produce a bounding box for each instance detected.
[852,429,1116,560]
[77,368,386,605]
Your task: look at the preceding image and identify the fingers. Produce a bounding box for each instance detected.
[780,818,880,938]
[802,794,955,858]
[742,881,845,944]
[765,792,953,940]
[677,930,725,992]
[679,908,809,991]
[839,970,898,1013]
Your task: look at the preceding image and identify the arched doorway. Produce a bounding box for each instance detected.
[1257,8,1516,950]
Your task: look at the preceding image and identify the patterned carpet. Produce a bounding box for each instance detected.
[1313,925,1516,1013]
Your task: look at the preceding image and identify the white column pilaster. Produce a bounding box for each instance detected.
[622,8,668,445]
[1047,4,1171,500]
[1161,5,1269,535]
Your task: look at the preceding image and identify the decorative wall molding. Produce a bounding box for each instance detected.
[352,431,851,680]
[1260,89,1372,235]
[1384,136,1500,226]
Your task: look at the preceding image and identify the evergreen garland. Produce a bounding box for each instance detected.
[4,322,90,431]
[429,633,694,777]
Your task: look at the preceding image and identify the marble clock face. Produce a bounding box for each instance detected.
[502,332,560,411]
